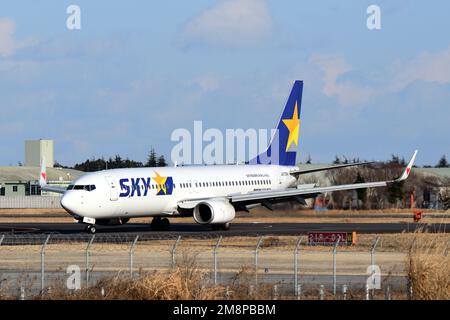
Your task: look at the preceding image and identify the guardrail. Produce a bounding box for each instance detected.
[0,196,62,209]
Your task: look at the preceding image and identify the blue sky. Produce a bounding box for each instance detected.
[0,0,449,166]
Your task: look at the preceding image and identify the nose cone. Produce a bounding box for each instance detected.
[60,192,78,215]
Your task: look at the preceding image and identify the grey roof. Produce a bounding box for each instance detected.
[415,168,450,179]
[0,166,84,182]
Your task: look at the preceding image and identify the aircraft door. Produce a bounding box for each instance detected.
[104,176,119,201]
[193,180,199,193]
[187,180,193,194]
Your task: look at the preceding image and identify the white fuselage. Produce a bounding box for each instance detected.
[60,164,297,220]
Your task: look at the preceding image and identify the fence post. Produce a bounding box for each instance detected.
[255,236,264,288]
[370,236,380,297]
[332,239,339,295]
[408,283,413,300]
[385,285,391,300]
[370,236,380,267]
[171,235,181,269]
[407,237,417,300]
[319,284,324,300]
[213,236,222,285]
[85,235,95,289]
[294,237,302,297]
[20,286,25,300]
[40,235,51,295]
[296,284,302,300]
[129,235,139,278]
[272,284,278,300]
[342,284,348,300]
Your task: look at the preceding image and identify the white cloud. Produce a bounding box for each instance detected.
[390,46,450,91]
[310,54,375,107]
[0,17,34,57]
[181,0,273,48]
[192,75,220,92]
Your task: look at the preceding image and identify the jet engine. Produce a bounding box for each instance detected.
[193,200,235,225]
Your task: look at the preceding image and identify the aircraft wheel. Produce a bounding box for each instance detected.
[86,225,96,234]
[151,218,160,231]
[151,217,170,231]
[221,222,231,231]
[211,223,230,231]
[161,218,170,231]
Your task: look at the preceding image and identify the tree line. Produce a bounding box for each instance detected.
[55,147,168,172]
[303,154,449,168]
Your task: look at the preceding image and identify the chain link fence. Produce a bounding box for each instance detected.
[0,233,448,299]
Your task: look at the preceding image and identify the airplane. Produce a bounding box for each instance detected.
[39,80,418,234]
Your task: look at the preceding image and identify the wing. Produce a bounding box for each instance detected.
[41,185,67,194]
[178,150,418,210]
[290,161,375,176]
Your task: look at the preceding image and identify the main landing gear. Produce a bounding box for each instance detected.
[86,224,96,234]
[151,217,170,231]
[211,223,231,231]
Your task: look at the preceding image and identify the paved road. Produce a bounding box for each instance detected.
[0,221,448,239]
[0,212,448,218]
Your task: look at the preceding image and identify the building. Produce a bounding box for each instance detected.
[0,166,84,197]
[25,139,54,167]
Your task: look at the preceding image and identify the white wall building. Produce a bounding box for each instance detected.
[25,139,54,167]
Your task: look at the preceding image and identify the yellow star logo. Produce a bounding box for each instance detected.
[282,101,300,151]
[152,171,167,194]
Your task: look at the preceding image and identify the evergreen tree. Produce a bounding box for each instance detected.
[305,154,312,164]
[157,155,167,167]
[146,147,157,167]
[436,155,449,168]
[333,156,341,164]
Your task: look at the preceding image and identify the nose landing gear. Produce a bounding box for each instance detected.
[86,225,96,234]
[151,217,170,231]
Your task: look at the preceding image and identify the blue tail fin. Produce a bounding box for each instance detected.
[250,80,303,166]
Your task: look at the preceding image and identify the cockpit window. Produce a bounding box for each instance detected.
[71,184,96,191]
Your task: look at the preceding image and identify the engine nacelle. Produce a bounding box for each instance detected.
[193,200,235,225]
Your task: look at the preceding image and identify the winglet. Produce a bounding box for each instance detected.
[396,150,418,182]
[39,157,47,186]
